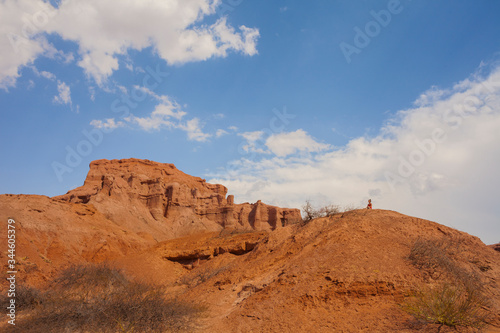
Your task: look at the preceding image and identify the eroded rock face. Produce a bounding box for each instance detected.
[55,159,301,239]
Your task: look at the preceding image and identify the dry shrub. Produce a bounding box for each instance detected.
[53,263,128,289]
[302,200,322,222]
[13,263,203,333]
[408,238,457,280]
[404,238,492,329]
[178,265,228,287]
[302,200,355,222]
[14,284,46,310]
[403,283,491,328]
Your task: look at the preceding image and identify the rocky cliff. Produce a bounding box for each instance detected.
[55,158,301,239]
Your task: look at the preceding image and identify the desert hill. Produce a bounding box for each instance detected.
[1,158,499,332]
[0,158,300,284]
[116,209,499,332]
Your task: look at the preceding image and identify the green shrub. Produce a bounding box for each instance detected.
[403,283,490,328]
[404,238,492,329]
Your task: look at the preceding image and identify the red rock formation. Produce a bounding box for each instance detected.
[55,158,301,239]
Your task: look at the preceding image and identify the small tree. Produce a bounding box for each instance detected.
[302,200,320,222]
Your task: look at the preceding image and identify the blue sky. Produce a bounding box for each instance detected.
[1,0,500,244]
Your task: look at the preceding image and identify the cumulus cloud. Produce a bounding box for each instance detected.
[237,129,329,156]
[180,118,212,142]
[53,80,72,105]
[210,66,500,244]
[124,97,187,131]
[0,0,55,89]
[0,0,260,88]
[265,129,330,157]
[46,0,258,85]
[91,94,212,142]
[238,131,268,154]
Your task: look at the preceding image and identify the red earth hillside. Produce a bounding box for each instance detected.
[125,209,499,332]
[0,158,300,284]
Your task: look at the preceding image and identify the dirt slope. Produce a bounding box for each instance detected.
[121,209,499,333]
[0,194,153,285]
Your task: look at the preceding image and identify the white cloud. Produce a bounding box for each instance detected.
[240,130,264,142]
[210,66,500,244]
[265,129,330,157]
[53,80,72,105]
[238,130,268,154]
[0,0,260,88]
[90,118,124,130]
[216,129,229,137]
[40,70,56,80]
[44,0,259,86]
[31,66,57,80]
[124,97,187,131]
[92,94,211,142]
[180,118,212,142]
[0,0,55,89]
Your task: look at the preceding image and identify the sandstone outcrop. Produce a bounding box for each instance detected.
[55,159,301,239]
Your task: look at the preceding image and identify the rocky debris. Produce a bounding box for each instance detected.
[55,159,301,239]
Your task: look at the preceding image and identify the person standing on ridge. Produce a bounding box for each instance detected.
[367,199,372,209]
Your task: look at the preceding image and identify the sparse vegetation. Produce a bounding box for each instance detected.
[177,265,228,287]
[301,200,357,222]
[403,238,492,329]
[11,263,204,333]
[13,284,46,310]
[403,283,491,329]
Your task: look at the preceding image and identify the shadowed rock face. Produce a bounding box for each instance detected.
[55,158,301,239]
[491,243,500,252]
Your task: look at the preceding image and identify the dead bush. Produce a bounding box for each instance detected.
[13,263,203,333]
[53,262,128,289]
[302,200,354,222]
[302,200,322,222]
[14,284,46,310]
[319,204,341,217]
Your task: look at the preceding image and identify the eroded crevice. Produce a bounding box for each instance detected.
[163,241,260,269]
